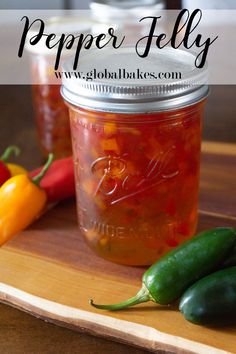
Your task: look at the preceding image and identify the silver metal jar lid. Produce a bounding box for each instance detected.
[61,47,209,113]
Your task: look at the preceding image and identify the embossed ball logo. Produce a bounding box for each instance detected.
[91,146,179,205]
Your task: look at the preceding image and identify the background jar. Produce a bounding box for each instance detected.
[61,47,208,266]
[90,0,165,41]
[26,17,92,159]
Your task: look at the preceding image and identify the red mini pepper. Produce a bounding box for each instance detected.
[29,156,75,203]
[0,161,10,186]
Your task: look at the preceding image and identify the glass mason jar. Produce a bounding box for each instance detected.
[26,17,91,159]
[61,47,208,266]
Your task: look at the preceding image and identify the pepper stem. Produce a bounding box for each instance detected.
[89,284,152,311]
[32,153,54,186]
[1,145,20,162]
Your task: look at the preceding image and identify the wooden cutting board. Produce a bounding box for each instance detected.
[0,141,236,354]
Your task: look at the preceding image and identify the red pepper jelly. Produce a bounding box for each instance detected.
[61,47,208,266]
[26,17,91,159]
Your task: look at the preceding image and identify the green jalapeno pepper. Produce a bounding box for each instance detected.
[179,266,236,325]
[222,242,236,268]
[90,228,236,310]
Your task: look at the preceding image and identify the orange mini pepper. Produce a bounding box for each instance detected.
[0,153,53,246]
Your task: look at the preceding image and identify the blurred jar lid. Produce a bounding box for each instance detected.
[90,0,164,9]
[90,0,165,22]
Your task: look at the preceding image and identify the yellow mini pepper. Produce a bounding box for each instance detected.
[6,163,27,176]
[0,145,27,179]
[0,154,53,246]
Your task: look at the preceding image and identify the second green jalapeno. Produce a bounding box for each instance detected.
[179,266,236,325]
[90,228,236,310]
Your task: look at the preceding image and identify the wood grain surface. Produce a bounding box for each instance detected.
[0,303,150,354]
[0,144,235,354]
[0,84,235,354]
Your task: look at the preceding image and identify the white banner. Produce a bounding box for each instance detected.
[0,9,235,84]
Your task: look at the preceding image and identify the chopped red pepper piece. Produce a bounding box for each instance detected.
[166,238,179,247]
[177,222,191,236]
